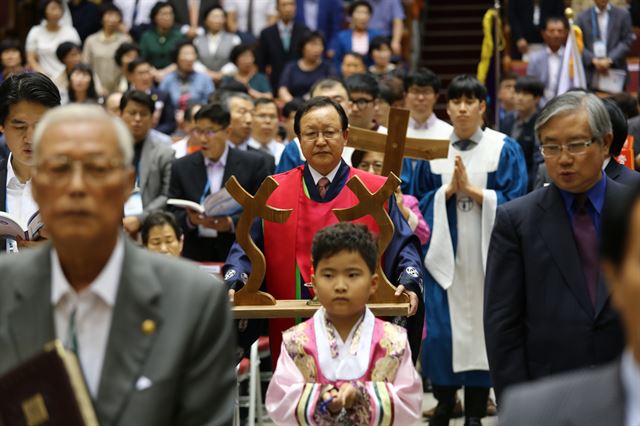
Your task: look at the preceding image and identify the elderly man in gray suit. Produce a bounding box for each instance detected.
[575,0,634,91]
[119,90,175,236]
[526,16,569,105]
[499,184,640,426]
[0,104,236,425]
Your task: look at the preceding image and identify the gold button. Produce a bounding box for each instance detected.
[142,320,156,335]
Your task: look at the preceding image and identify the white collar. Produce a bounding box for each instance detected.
[313,307,375,380]
[594,4,612,14]
[6,153,31,187]
[451,127,484,144]
[546,45,564,56]
[307,161,341,185]
[621,350,640,426]
[277,20,293,32]
[51,237,125,308]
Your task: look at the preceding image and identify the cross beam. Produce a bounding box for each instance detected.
[347,107,450,176]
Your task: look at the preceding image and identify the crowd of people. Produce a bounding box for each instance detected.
[0,0,639,425]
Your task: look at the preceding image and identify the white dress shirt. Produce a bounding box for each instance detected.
[621,350,640,426]
[51,237,125,398]
[546,46,564,100]
[204,144,229,197]
[5,154,39,252]
[303,0,319,30]
[308,161,340,186]
[224,0,277,37]
[595,5,611,44]
[113,0,158,28]
[407,113,453,138]
[227,139,250,151]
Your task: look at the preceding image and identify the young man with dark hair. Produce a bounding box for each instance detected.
[225,96,424,366]
[119,90,175,235]
[344,73,380,131]
[414,75,527,426]
[0,72,61,252]
[248,98,285,165]
[501,76,545,191]
[376,77,404,127]
[167,103,271,261]
[497,72,518,122]
[401,67,452,193]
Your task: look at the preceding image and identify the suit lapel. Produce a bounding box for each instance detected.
[222,148,239,185]
[0,159,7,211]
[193,152,209,199]
[537,185,595,317]
[95,239,162,424]
[139,137,153,192]
[8,245,55,360]
[604,159,621,181]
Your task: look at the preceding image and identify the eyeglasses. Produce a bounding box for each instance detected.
[350,97,374,109]
[191,127,227,137]
[358,160,383,173]
[539,139,599,157]
[35,156,126,186]
[407,87,434,97]
[300,128,341,142]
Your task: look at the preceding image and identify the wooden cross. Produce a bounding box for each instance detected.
[347,107,450,177]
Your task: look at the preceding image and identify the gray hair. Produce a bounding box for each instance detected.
[535,91,612,141]
[33,104,134,164]
[220,91,253,112]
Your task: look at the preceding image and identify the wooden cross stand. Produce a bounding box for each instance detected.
[230,107,449,319]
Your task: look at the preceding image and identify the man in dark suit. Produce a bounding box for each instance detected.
[602,98,640,188]
[484,91,626,402]
[168,103,271,262]
[128,58,177,136]
[256,0,309,95]
[500,76,544,192]
[0,104,236,425]
[0,73,61,253]
[294,0,343,49]
[499,185,640,426]
[508,0,565,60]
[169,0,219,38]
[575,0,634,91]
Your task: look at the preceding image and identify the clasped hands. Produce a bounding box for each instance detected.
[445,155,483,205]
[592,58,612,74]
[321,383,359,414]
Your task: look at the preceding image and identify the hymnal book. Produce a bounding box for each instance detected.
[0,210,43,241]
[592,69,626,93]
[167,187,242,217]
[0,340,98,426]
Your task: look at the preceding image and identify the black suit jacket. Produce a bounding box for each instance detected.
[169,0,220,27]
[0,159,7,252]
[168,149,271,262]
[484,179,627,402]
[604,158,640,188]
[256,21,309,94]
[508,0,564,58]
[150,87,177,136]
[500,112,540,192]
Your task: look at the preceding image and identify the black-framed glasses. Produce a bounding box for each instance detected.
[300,128,341,142]
[349,97,375,109]
[191,126,227,137]
[539,139,599,157]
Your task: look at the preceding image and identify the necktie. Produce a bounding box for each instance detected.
[454,139,474,151]
[247,0,254,35]
[317,177,330,199]
[66,306,79,355]
[282,27,291,51]
[131,0,141,26]
[573,194,598,306]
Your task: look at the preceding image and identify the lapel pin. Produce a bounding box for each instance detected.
[142,319,156,335]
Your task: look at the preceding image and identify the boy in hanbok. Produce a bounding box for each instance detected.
[266,223,423,425]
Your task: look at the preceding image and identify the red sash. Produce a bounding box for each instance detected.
[263,166,386,362]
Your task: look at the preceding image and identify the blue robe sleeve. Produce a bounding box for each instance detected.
[275,142,304,173]
[488,136,528,205]
[383,193,424,297]
[223,217,264,290]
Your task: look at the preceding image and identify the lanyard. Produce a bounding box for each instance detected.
[200,179,211,204]
[591,7,601,41]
